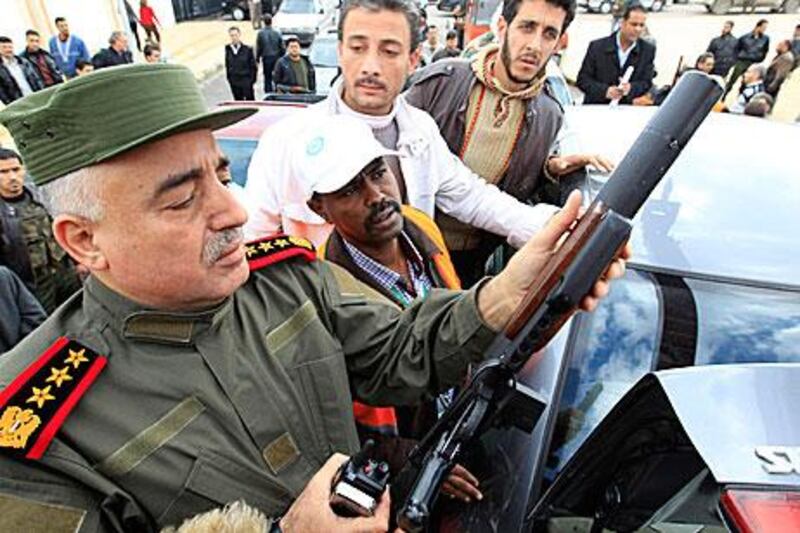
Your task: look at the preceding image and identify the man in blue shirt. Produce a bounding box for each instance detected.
[48,17,90,78]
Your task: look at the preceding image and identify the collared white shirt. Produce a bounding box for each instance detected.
[615,31,637,69]
[230,44,241,55]
[243,80,558,248]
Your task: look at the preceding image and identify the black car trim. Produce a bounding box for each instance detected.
[651,273,699,371]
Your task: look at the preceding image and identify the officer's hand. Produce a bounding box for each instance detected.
[442,464,482,503]
[477,190,631,331]
[280,453,390,532]
[619,82,632,96]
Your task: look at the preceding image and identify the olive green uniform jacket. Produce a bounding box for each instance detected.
[0,249,495,532]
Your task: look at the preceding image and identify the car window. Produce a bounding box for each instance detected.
[281,0,316,13]
[217,138,258,188]
[310,38,338,67]
[689,279,800,365]
[546,269,800,478]
[546,269,661,478]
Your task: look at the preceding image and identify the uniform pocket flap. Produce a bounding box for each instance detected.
[184,448,290,513]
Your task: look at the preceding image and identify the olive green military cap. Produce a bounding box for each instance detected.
[0,63,256,186]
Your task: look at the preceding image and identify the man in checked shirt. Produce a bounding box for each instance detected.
[294,114,483,504]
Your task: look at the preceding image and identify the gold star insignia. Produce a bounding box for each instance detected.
[274,238,289,248]
[64,348,89,369]
[258,242,274,252]
[26,386,56,409]
[289,236,311,249]
[246,245,257,257]
[45,367,73,388]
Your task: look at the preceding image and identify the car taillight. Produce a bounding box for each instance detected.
[721,489,800,533]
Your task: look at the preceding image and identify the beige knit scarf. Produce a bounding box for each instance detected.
[471,44,547,127]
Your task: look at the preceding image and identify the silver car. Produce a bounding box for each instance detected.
[431,106,800,532]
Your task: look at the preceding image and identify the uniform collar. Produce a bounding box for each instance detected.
[83,276,233,345]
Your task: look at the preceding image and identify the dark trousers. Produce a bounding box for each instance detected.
[230,81,255,101]
[129,21,142,51]
[143,24,160,44]
[262,55,279,93]
[725,60,752,97]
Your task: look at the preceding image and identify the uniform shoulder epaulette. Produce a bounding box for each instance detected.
[0,337,106,460]
[246,233,316,271]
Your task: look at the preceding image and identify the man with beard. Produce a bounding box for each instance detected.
[406,0,613,286]
[243,0,569,257]
[0,64,627,531]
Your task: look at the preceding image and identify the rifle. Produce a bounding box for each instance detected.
[396,72,723,532]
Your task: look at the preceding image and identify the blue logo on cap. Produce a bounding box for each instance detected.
[306,137,325,156]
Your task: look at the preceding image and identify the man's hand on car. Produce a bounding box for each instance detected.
[547,154,615,178]
[477,190,631,331]
[280,453,391,532]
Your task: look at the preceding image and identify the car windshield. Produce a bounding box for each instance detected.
[217,138,258,187]
[545,270,800,478]
[310,38,338,67]
[280,0,317,14]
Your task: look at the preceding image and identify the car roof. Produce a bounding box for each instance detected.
[214,101,310,140]
[566,106,800,289]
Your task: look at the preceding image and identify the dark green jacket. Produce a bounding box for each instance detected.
[0,252,493,531]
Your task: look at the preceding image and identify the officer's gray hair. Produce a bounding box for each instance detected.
[40,167,105,222]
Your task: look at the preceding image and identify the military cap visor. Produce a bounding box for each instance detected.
[0,64,256,186]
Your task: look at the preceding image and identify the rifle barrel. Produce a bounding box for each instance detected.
[597,71,722,219]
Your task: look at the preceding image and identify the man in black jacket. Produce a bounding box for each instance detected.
[273,36,316,94]
[725,19,769,97]
[20,30,64,88]
[0,36,45,105]
[255,14,284,92]
[225,27,257,100]
[576,3,655,105]
[707,20,737,79]
[91,31,134,70]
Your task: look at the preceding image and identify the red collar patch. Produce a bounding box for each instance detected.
[246,234,316,271]
[0,337,107,460]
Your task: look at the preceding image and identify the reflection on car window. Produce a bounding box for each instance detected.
[217,138,258,188]
[310,38,338,67]
[690,279,800,365]
[546,270,660,477]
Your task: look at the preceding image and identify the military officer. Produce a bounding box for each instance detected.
[0,64,627,532]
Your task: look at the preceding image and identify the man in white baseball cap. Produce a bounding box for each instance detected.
[298,115,483,503]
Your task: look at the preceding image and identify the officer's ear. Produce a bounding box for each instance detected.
[307,194,331,223]
[52,216,109,272]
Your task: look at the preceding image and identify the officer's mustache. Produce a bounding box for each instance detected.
[203,227,244,266]
[365,199,401,229]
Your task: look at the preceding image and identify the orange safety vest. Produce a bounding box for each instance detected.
[319,206,461,437]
